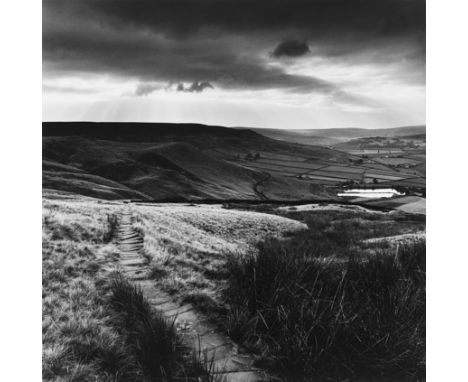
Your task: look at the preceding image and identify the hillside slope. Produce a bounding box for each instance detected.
[43,122,339,201]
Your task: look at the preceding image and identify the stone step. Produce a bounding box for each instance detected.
[119,256,143,262]
[164,305,196,318]
[156,301,180,313]
[121,259,148,267]
[148,297,174,305]
[119,237,141,242]
[126,273,149,281]
[118,242,143,247]
[119,240,143,245]
[118,246,143,251]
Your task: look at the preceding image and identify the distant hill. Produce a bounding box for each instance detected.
[250,126,426,146]
[43,122,344,201]
[43,121,263,142]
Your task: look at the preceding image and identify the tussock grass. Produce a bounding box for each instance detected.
[107,275,224,382]
[107,275,180,379]
[224,227,425,381]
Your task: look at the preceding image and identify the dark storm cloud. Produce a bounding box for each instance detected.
[43,15,344,94]
[77,0,425,40]
[134,81,214,96]
[272,40,310,58]
[43,0,425,99]
[177,81,214,93]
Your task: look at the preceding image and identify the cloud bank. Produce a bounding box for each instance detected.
[43,0,425,124]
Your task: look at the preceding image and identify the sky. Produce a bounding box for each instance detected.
[42,0,426,129]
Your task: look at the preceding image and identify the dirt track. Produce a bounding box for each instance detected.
[253,172,271,200]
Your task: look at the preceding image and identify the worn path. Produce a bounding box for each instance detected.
[253,172,271,201]
[116,210,269,382]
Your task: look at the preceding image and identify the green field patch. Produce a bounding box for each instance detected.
[364,173,406,181]
[305,178,341,185]
[364,168,404,176]
[349,149,405,156]
[320,165,366,174]
[257,158,325,170]
[364,195,425,211]
[255,152,310,162]
[309,170,363,181]
[245,163,308,174]
[381,178,426,187]
[303,174,346,182]
[373,157,421,166]
[405,154,426,161]
[240,166,297,177]
[412,163,426,176]
[361,162,395,171]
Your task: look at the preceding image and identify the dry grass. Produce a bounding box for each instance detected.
[129,203,306,312]
[42,198,135,381]
[43,197,224,381]
[132,203,306,254]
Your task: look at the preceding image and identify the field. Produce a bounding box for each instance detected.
[333,135,426,181]
[235,150,425,188]
[43,192,425,381]
[229,128,425,189]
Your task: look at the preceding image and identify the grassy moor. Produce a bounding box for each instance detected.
[43,122,425,382]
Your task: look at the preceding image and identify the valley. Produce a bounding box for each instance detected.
[43,122,426,207]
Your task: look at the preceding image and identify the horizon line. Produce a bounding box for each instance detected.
[42,121,426,131]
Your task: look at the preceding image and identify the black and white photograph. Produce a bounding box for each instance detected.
[38,0,431,381]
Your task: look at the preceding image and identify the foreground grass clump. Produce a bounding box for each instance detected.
[224,234,425,381]
[108,275,180,379]
[107,275,222,382]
